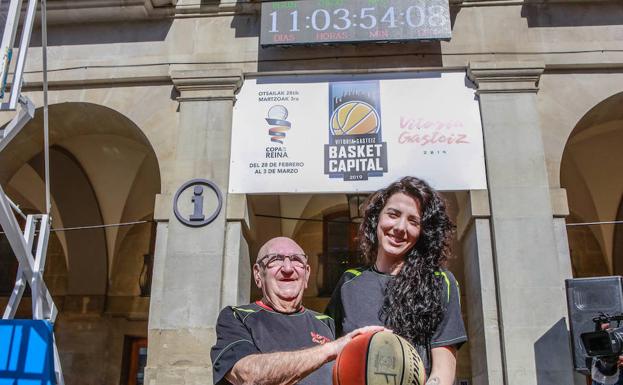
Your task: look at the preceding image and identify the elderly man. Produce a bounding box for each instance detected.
[210,237,382,385]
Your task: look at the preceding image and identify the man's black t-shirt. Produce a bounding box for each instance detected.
[325,267,467,372]
[210,301,336,385]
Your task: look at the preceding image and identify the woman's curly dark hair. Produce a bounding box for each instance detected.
[358,176,454,346]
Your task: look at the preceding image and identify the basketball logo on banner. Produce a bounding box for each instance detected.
[324,80,388,182]
[331,101,380,136]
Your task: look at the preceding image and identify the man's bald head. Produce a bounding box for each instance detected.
[254,237,309,313]
[257,237,304,263]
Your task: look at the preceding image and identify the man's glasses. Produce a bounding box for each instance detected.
[258,253,308,269]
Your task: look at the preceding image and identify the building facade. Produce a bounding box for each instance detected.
[0,0,622,384]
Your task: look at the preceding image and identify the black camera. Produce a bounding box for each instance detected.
[580,314,623,376]
[566,276,623,374]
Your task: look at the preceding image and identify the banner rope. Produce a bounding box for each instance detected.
[2,215,620,233]
[566,220,623,227]
[0,220,152,234]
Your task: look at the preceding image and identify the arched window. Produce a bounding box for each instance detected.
[318,211,361,297]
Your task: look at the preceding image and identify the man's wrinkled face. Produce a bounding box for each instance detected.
[253,237,310,309]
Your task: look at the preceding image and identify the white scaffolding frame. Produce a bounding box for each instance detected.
[0,203,63,384]
[0,0,64,382]
[1,0,38,109]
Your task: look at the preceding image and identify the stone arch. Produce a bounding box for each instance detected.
[539,75,623,188]
[560,91,623,276]
[0,102,161,296]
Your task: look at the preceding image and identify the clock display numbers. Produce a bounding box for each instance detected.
[260,0,451,46]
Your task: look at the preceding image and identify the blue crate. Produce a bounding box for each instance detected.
[0,320,56,385]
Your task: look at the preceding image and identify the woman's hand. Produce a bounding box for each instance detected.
[325,325,389,360]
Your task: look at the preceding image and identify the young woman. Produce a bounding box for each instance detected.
[326,176,466,385]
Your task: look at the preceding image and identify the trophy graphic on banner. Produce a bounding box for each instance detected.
[266,105,291,144]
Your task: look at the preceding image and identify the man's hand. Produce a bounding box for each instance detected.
[227,325,388,385]
[324,325,389,361]
[600,323,623,368]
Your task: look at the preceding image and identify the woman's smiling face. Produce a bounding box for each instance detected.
[376,192,422,261]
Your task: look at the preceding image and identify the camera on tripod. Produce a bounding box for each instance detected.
[566,276,623,374]
[581,314,623,360]
[581,313,623,377]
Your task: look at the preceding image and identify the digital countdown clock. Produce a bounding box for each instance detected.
[260,0,451,46]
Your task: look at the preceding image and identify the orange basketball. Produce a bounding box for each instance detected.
[333,331,426,385]
[330,101,380,136]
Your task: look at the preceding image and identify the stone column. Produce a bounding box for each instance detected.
[456,190,504,385]
[145,68,245,385]
[222,194,251,307]
[550,188,574,282]
[467,62,574,385]
[550,189,585,385]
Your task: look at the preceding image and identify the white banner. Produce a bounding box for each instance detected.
[229,72,487,193]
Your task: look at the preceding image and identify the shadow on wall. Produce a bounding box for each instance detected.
[254,41,443,72]
[567,214,610,278]
[521,3,623,27]
[30,146,108,296]
[615,198,623,276]
[534,318,575,385]
[28,20,173,46]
